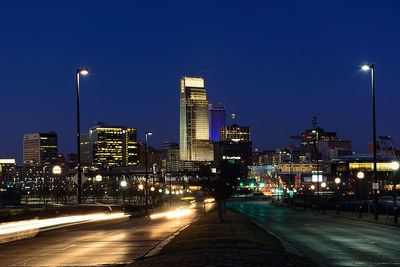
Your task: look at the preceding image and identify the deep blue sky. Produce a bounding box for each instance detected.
[1,1,400,163]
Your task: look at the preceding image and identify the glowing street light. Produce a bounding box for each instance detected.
[150,186,155,192]
[321,182,327,188]
[52,166,62,175]
[138,184,144,190]
[391,161,400,171]
[95,175,102,182]
[52,166,62,204]
[120,181,127,187]
[76,68,89,204]
[335,177,341,184]
[357,171,365,179]
[310,185,316,190]
[361,64,371,71]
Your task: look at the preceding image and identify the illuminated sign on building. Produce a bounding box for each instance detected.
[222,156,241,160]
[0,159,16,164]
[183,77,204,88]
[349,162,398,172]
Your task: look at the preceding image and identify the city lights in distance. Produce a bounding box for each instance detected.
[120,181,127,187]
[95,175,102,182]
[335,177,341,184]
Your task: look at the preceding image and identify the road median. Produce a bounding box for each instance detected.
[132,208,317,266]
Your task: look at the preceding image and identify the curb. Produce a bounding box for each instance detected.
[134,216,200,262]
[250,218,303,256]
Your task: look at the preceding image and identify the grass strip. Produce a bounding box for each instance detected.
[160,208,285,254]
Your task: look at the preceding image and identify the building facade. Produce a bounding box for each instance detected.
[179,77,213,161]
[23,132,58,165]
[219,124,250,142]
[89,124,138,167]
[208,103,226,141]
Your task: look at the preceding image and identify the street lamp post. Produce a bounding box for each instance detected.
[391,161,399,223]
[76,68,88,204]
[310,184,316,210]
[120,180,127,203]
[361,64,378,220]
[335,177,341,214]
[312,129,320,210]
[321,182,327,214]
[52,166,62,204]
[357,171,365,218]
[145,131,152,215]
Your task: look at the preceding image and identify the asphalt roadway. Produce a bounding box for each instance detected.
[228,201,400,267]
[0,207,201,266]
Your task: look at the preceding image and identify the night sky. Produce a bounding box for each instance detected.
[1,1,400,163]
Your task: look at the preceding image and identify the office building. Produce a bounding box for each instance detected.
[179,77,213,161]
[219,124,250,142]
[80,133,91,165]
[90,123,138,167]
[23,132,58,165]
[208,103,226,141]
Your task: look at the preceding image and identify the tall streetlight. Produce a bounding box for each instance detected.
[145,131,152,215]
[76,68,89,204]
[52,165,62,204]
[312,129,320,210]
[391,161,399,223]
[361,64,378,220]
[357,171,365,218]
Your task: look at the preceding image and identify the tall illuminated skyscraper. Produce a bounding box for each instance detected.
[180,77,213,161]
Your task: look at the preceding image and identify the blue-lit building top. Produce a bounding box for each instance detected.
[208,103,226,141]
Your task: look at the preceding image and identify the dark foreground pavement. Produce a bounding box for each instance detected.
[228,201,400,267]
[133,248,316,266]
[0,207,201,266]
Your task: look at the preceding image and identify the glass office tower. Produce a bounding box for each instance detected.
[180,77,213,161]
[208,103,226,141]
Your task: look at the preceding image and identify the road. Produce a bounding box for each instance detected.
[0,207,201,266]
[228,201,400,267]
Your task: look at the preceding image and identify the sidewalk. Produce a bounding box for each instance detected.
[273,200,400,227]
[131,209,317,266]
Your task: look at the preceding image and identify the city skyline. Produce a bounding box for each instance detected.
[1,1,400,162]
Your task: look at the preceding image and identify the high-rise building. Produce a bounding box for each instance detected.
[208,103,226,141]
[23,132,58,165]
[219,124,250,142]
[179,77,213,161]
[90,123,138,167]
